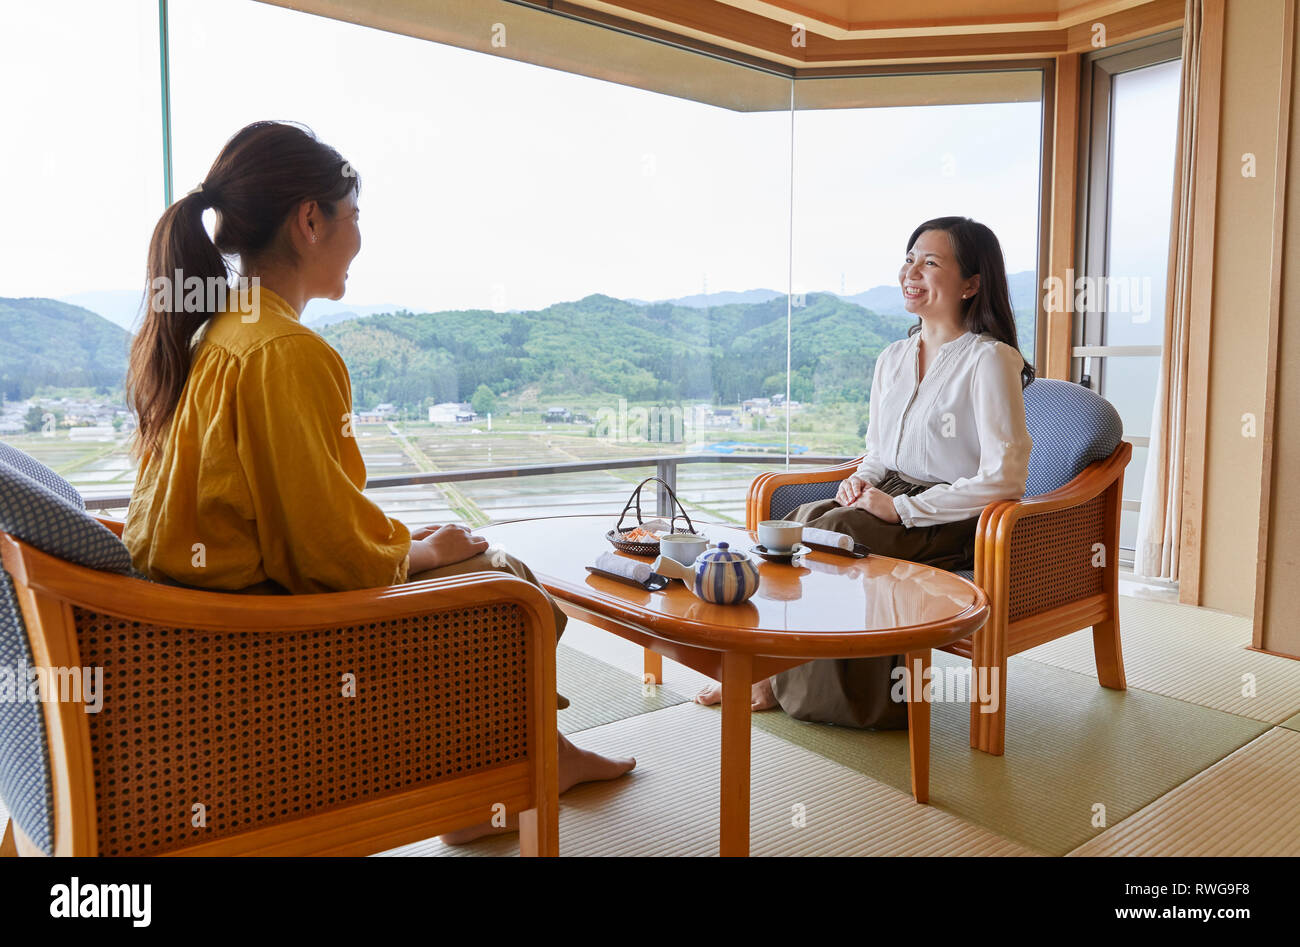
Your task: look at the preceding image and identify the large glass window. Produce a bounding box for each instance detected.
[792,77,1044,456]
[167,0,793,527]
[4,0,1047,529]
[0,0,163,503]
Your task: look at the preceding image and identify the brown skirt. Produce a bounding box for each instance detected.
[769,470,979,730]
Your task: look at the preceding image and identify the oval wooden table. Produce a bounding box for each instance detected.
[479,515,989,857]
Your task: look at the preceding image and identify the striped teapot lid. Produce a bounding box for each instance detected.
[699,541,747,563]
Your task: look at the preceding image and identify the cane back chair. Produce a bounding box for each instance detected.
[0,442,558,856]
[747,378,1131,756]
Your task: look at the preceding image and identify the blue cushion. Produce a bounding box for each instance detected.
[1022,379,1123,497]
[769,480,839,521]
[0,464,133,573]
[0,572,52,855]
[0,450,134,856]
[0,440,83,508]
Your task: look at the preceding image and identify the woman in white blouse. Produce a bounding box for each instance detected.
[699,216,1034,727]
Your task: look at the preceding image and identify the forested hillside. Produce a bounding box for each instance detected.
[320,292,1034,410]
[1,288,1036,411]
[0,298,131,399]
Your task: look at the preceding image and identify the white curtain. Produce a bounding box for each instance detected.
[1134,0,1201,579]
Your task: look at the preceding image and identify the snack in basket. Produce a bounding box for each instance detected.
[617,518,672,542]
[621,526,662,542]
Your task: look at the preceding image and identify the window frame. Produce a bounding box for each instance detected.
[1072,28,1183,552]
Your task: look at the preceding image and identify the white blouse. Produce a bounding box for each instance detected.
[855,330,1033,528]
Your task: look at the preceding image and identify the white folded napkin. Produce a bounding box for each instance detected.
[802,526,854,550]
[595,552,653,584]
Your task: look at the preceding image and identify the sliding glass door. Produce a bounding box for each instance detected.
[1075,33,1183,558]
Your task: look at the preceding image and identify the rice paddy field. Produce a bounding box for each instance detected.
[11,423,847,531]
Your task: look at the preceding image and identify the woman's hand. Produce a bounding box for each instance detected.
[835,475,870,506]
[408,524,489,573]
[851,487,902,524]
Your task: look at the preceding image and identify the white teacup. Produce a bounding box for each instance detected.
[758,520,803,553]
[660,532,709,566]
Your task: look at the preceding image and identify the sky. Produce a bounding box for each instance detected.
[0,0,1179,320]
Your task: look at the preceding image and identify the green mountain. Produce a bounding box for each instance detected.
[317,292,1031,411]
[0,298,131,399]
[0,292,1036,411]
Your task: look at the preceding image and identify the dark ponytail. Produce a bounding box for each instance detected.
[904,216,1036,389]
[128,121,358,456]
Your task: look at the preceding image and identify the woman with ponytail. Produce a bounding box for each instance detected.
[125,122,633,842]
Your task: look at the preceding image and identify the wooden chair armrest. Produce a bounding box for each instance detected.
[986,442,1132,537]
[93,515,125,537]
[746,456,863,528]
[975,442,1132,623]
[3,533,557,635]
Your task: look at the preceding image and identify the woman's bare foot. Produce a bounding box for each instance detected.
[556,732,637,793]
[439,734,635,845]
[694,676,780,711]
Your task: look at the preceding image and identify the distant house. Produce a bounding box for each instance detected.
[428,402,475,424]
[709,409,739,428]
[742,397,771,414]
[545,407,573,423]
[355,403,398,423]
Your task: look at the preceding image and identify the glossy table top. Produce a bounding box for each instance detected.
[478,515,988,658]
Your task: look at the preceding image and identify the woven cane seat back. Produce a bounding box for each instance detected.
[1006,492,1107,621]
[76,601,532,856]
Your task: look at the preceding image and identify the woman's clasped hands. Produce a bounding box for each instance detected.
[834,475,902,524]
[409,523,490,571]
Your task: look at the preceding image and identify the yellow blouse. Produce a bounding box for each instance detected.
[124,287,411,593]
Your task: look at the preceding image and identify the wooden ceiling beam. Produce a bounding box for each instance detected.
[712,0,1154,38]
[541,0,1184,66]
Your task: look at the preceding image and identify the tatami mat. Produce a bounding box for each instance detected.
[725,649,1268,855]
[1280,711,1300,732]
[556,643,688,735]
[382,701,1037,857]
[1019,595,1300,724]
[559,620,716,696]
[1069,727,1300,856]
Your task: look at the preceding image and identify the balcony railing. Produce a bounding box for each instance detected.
[80,452,854,516]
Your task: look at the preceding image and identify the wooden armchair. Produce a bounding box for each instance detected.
[0,514,559,857]
[748,378,1131,756]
